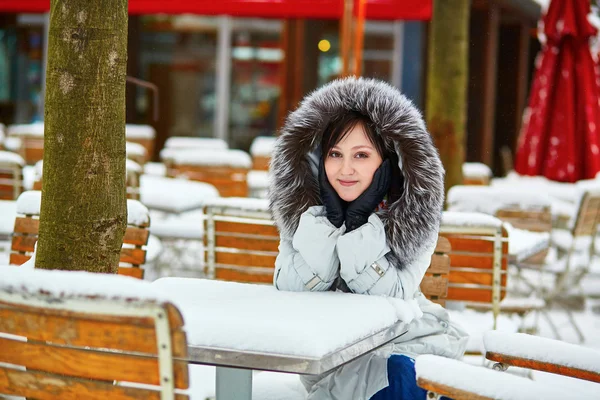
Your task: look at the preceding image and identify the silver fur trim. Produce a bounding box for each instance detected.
[268,77,445,268]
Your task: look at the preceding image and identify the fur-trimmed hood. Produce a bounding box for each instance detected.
[268,77,445,268]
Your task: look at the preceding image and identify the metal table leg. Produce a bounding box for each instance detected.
[216,367,252,400]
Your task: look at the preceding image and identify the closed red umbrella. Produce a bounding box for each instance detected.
[515,0,600,182]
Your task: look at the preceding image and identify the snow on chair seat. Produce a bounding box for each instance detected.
[9,191,152,279]
[415,354,576,400]
[462,162,492,185]
[163,149,252,197]
[0,150,24,200]
[0,267,190,400]
[126,140,149,165]
[126,124,156,161]
[484,331,600,384]
[249,136,276,171]
[6,122,44,165]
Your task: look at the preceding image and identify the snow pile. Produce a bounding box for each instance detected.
[151,277,410,357]
[126,159,142,174]
[126,141,147,157]
[442,211,503,230]
[161,148,252,169]
[462,162,492,178]
[0,265,168,302]
[140,175,219,214]
[0,200,17,235]
[504,224,550,261]
[447,186,551,215]
[0,150,25,166]
[415,354,575,399]
[7,122,44,137]
[127,199,150,226]
[483,331,600,374]
[125,124,155,139]
[16,190,41,215]
[164,136,228,150]
[250,136,277,156]
[204,197,270,212]
[3,137,21,152]
[248,170,271,188]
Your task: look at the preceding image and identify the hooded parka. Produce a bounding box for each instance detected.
[268,78,468,399]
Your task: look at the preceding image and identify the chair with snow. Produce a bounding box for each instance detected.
[0,150,25,200]
[9,190,153,279]
[415,330,600,399]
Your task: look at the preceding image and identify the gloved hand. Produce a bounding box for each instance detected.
[345,159,392,232]
[319,159,347,228]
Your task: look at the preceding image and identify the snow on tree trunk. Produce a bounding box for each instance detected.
[36,0,128,273]
[425,0,470,193]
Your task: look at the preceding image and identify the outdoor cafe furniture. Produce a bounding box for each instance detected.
[162,148,252,197]
[462,162,492,185]
[125,124,156,161]
[126,140,149,165]
[163,136,228,151]
[249,136,276,171]
[140,174,219,215]
[247,169,270,199]
[151,277,413,400]
[6,122,44,165]
[0,150,24,200]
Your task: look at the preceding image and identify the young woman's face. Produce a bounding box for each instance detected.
[324,123,383,202]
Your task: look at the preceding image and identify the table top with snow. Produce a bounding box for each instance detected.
[152,277,415,372]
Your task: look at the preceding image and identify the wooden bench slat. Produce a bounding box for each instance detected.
[13,216,40,234]
[215,235,279,252]
[427,254,450,275]
[0,337,189,389]
[120,247,147,266]
[449,271,507,287]
[214,220,278,236]
[447,287,506,303]
[11,235,36,252]
[449,254,508,270]
[420,276,448,298]
[215,251,276,268]
[215,267,274,284]
[434,236,451,253]
[0,367,190,400]
[0,307,187,356]
[118,266,145,279]
[252,156,270,171]
[123,227,150,246]
[9,253,30,266]
[444,236,508,253]
[417,377,491,400]
[485,352,600,384]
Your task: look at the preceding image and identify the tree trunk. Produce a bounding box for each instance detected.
[425,0,470,193]
[36,0,128,273]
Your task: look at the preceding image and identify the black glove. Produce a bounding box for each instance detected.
[319,159,347,228]
[345,159,392,232]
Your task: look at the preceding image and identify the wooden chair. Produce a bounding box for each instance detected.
[9,191,150,279]
[164,149,252,197]
[126,124,156,162]
[484,331,600,383]
[0,270,190,399]
[0,150,24,200]
[249,136,276,171]
[462,162,492,186]
[204,198,451,304]
[7,123,45,165]
[126,140,149,165]
[496,206,552,264]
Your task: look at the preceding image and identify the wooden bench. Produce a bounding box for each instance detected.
[126,140,150,165]
[0,151,24,200]
[0,272,190,399]
[249,136,276,172]
[9,192,150,279]
[163,149,251,198]
[204,198,451,303]
[462,162,492,186]
[126,124,156,162]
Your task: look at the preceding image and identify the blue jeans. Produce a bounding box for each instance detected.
[370,355,452,400]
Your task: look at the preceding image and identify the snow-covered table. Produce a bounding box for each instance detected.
[152,277,411,400]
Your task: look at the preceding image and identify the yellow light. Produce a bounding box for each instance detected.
[318,39,331,52]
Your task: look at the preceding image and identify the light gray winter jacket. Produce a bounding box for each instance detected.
[268,77,468,399]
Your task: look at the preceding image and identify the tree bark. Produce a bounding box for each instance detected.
[36,0,128,273]
[426,0,470,193]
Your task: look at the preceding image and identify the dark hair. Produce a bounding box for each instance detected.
[321,111,387,160]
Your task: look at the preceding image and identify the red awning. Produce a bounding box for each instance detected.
[0,0,431,20]
[515,0,600,182]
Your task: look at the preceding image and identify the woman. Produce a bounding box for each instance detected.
[269,77,467,400]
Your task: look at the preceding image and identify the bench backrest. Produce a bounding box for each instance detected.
[252,155,270,171]
[571,191,600,238]
[440,221,509,325]
[495,206,552,233]
[166,163,249,197]
[0,159,23,200]
[9,197,150,279]
[0,289,189,399]
[205,200,450,303]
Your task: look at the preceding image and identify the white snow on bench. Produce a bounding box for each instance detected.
[442,211,503,230]
[161,148,252,169]
[7,122,44,137]
[164,137,228,150]
[125,124,155,139]
[3,137,21,152]
[0,150,25,166]
[151,278,416,358]
[127,199,150,226]
[149,210,204,240]
[0,266,167,302]
[140,175,219,214]
[483,331,600,375]
[447,186,552,215]
[248,170,270,189]
[126,141,147,157]
[415,354,575,399]
[205,197,270,212]
[250,136,277,156]
[505,225,550,262]
[144,162,167,177]
[462,162,492,178]
[126,159,143,174]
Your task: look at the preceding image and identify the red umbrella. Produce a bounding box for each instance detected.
[515,0,600,182]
